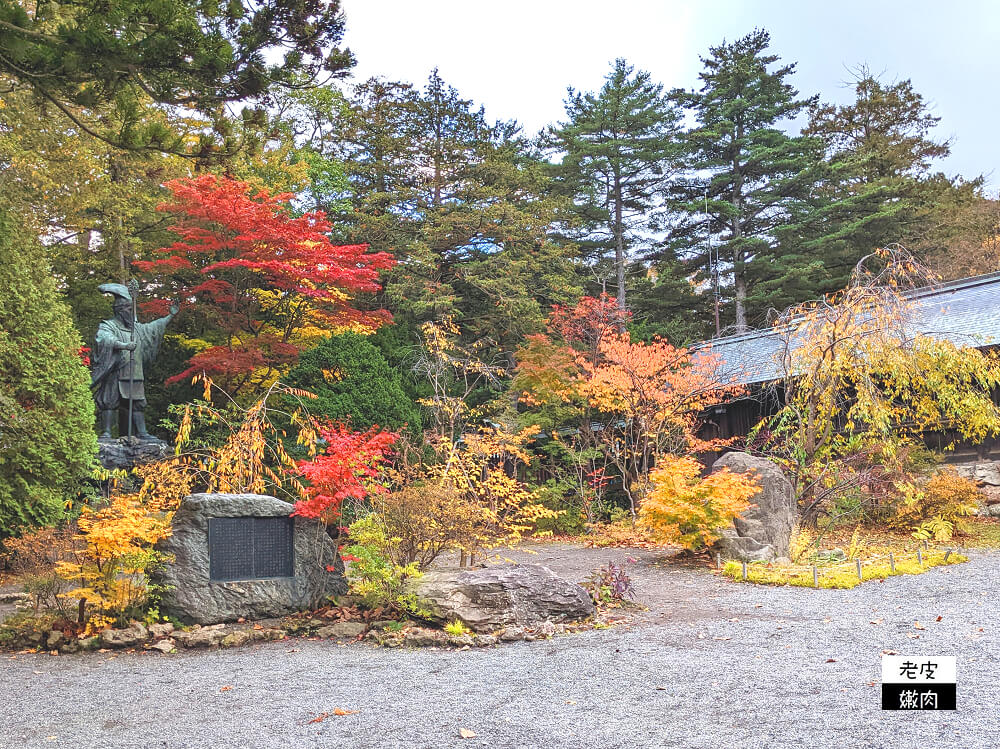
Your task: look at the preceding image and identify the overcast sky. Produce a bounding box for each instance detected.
[342,0,999,190]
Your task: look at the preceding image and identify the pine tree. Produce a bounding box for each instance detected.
[0,207,96,537]
[668,30,824,331]
[0,0,354,156]
[333,71,581,354]
[547,58,682,311]
[798,70,953,279]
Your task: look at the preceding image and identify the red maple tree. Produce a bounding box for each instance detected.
[292,423,398,520]
[134,175,394,393]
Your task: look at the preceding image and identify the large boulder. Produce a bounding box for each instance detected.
[153,493,346,624]
[711,452,796,563]
[405,563,594,633]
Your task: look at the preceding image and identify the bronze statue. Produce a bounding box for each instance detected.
[91,283,177,441]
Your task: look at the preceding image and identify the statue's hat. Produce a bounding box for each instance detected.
[98,283,132,303]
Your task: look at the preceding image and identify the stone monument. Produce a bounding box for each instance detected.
[153,493,347,624]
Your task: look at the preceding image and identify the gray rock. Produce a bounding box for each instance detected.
[152,493,347,624]
[100,622,148,649]
[45,630,64,649]
[987,503,1000,518]
[405,563,595,633]
[499,626,525,642]
[315,621,366,639]
[149,639,176,654]
[473,634,498,648]
[402,627,448,647]
[148,622,175,638]
[173,627,226,648]
[711,452,797,563]
[77,636,100,651]
[220,630,254,648]
[975,462,1000,486]
[817,548,847,562]
[97,436,169,471]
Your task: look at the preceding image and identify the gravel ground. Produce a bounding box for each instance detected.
[1,544,997,749]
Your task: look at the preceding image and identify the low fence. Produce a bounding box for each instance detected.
[721,539,967,588]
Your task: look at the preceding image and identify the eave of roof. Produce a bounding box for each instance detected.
[692,271,1000,386]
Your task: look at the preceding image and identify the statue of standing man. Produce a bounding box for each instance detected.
[91,283,178,441]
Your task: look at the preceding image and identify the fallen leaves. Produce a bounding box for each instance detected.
[459,728,477,739]
[825,658,837,663]
[914,621,926,630]
[219,686,232,692]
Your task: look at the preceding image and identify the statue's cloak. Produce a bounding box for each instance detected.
[91,316,171,409]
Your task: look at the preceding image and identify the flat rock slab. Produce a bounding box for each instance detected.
[153,493,346,625]
[406,563,594,632]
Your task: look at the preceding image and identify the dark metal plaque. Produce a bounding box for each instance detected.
[209,517,294,581]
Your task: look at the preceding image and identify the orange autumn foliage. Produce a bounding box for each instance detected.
[639,455,760,550]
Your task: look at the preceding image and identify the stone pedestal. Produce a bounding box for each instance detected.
[97,436,169,471]
[152,493,347,624]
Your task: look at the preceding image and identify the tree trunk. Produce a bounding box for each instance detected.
[613,171,626,318]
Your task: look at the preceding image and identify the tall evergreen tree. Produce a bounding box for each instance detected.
[798,70,954,278]
[330,71,581,356]
[667,30,824,332]
[546,58,682,310]
[0,0,354,157]
[0,207,96,537]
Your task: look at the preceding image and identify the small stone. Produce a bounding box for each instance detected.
[499,627,525,642]
[220,630,254,648]
[174,628,226,648]
[473,634,497,648]
[251,627,286,642]
[774,557,793,567]
[45,631,64,649]
[315,621,366,639]
[818,548,847,562]
[402,628,448,647]
[149,639,176,654]
[369,620,402,631]
[148,623,175,638]
[100,622,149,649]
[536,622,557,637]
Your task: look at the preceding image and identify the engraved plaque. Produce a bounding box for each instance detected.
[209,517,294,581]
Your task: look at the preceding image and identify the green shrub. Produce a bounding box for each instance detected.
[342,515,429,617]
[0,208,96,538]
[287,332,421,434]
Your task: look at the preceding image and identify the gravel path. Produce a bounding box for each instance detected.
[2,544,997,749]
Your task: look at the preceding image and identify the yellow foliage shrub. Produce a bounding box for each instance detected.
[639,455,760,550]
[893,469,980,541]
